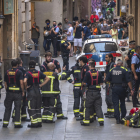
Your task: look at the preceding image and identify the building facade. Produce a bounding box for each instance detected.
[128,0,140,45]
[0,0,19,76]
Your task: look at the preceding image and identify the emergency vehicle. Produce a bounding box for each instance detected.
[77,34,128,75]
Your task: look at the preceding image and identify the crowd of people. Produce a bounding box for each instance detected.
[31,0,128,59]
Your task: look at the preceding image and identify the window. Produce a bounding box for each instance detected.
[83,42,118,53]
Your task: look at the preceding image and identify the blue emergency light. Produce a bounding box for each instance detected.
[88,34,112,39]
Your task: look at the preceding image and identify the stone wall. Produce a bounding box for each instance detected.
[34,0,63,55]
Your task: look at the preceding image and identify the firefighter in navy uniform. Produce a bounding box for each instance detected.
[3,60,24,128]
[16,58,28,121]
[81,61,104,126]
[125,40,135,102]
[41,62,63,123]
[61,34,71,71]
[131,45,140,107]
[12,58,29,122]
[64,58,95,118]
[24,60,49,128]
[65,61,82,117]
[40,52,67,119]
[40,51,61,73]
[106,60,133,124]
[104,54,115,118]
[76,56,89,121]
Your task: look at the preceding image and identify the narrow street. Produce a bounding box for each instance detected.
[0,57,139,140]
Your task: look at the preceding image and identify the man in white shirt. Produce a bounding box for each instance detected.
[67,22,74,57]
[95,6,101,16]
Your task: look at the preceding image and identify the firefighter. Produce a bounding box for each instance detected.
[40,52,67,119]
[76,56,89,121]
[106,60,133,124]
[12,58,30,122]
[125,40,135,102]
[81,61,104,126]
[104,54,115,118]
[131,45,140,107]
[64,60,82,117]
[40,51,61,73]
[3,60,24,128]
[64,58,95,118]
[24,60,49,128]
[41,62,63,123]
[61,34,71,71]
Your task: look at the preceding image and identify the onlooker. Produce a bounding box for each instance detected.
[110,0,116,8]
[63,18,69,32]
[123,23,128,39]
[95,6,101,16]
[31,22,40,50]
[110,24,118,40]
[79,19,85,27]
[85,15,90,22]
[74,21,83,56]
[118,24,124,39]
[43,19,51,52]
[107,20,112,29]
[101,23,110,34]
[90,11,99,24]
[98,11,103,20]
[106,10,113,23]
[102,0,108,18]
[83,21,91,41]
[97,18,103,35]
[92,24,98,35]
[51,21,62,58]
[67,22,74,57]
[82,21,87,40]
[57,25,62,57]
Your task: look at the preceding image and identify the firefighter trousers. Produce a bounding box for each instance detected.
[3,92,22,126]
[27,86,42,127]
[56,94,64,118]
[79,87,85,117]
[73,88,82,115]
[112,86,126,120]
[42,96,57,121]
[12,92,27,120]
[105,83,114,115]
[21,91,27,119]
[83,90,104,124]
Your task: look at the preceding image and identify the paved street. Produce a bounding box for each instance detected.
[0,57,140,140]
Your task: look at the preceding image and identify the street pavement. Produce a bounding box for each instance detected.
[0,56,140,140]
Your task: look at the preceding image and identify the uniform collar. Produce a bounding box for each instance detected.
[116,65,121,68]
[91,69,96,71]
[11,68,17,70]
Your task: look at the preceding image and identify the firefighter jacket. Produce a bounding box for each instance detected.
[41,70,61,96]
[65,63,82,87]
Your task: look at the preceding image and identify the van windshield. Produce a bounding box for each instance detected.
[83,42,118,53]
